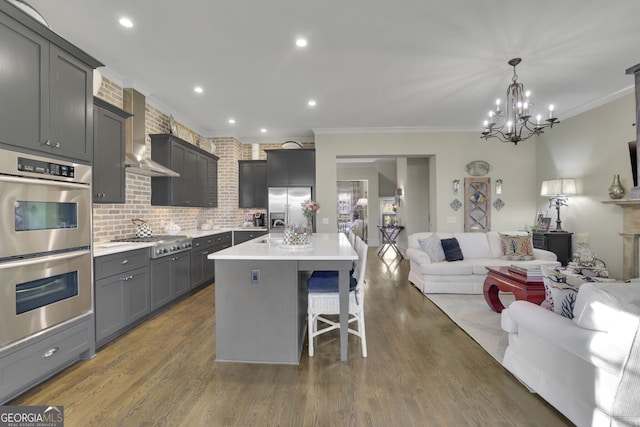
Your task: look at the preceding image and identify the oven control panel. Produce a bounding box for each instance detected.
[18,157,75,178]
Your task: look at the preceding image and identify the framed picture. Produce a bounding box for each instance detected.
[538,217,551,231]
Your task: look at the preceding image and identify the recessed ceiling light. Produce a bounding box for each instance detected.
[260,128,267,133]
[228,118,236,124]
[119,17,133,28]
[307,99,316,107]
[295,38,307,48]
[194,86,204,94]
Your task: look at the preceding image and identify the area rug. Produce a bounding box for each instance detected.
[425,293,514,364]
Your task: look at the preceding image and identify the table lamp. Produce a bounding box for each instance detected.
[540,178,577,231]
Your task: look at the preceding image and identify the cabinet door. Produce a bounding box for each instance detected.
[126,266,150,323]
[48,45,93,162]
[93,105,126,203]
[172,253,191,297]
[0,14,48,153]
[169,142,187,205]
[95,275,126,343]
[197,154,218,207]
[289,150,315,186]
[151,257,172,310]
[183,149,198,206]
[239,161,267,208]
[267,151,291,186]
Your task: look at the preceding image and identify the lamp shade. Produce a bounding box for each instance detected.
[356,198,368,206]
[540,178,577,196]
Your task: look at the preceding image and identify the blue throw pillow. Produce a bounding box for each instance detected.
[440,237,464,262]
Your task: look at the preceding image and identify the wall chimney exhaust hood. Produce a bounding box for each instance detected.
[123,88,180,178]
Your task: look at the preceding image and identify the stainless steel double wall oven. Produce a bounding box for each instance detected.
[0,148,92,347]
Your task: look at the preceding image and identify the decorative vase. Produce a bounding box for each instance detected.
[608,174,625,199]
[306,216,313,238]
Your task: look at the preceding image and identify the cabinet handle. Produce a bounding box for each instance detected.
[44,140,52,146]
[121,259,129,264]
[54,142,60,148]
[201,251,208,255]
[42,347,59,358]
[122,275,133,281]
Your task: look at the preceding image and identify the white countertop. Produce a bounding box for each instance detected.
[208,232,357,261]
[93,227,269,257]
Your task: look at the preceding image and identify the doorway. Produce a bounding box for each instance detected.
[337,180,368,241]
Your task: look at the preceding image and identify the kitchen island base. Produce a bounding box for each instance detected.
[215,260,309,364]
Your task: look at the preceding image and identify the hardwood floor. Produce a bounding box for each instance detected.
[10,250,573,426]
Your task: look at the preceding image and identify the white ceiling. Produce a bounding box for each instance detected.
[25,0,640,143]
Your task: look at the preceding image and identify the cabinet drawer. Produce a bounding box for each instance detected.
[0,317,92,403]
[213,232,232,245]
[193,236,215,250]
[94,248,150,280]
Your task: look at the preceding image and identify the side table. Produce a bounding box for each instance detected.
[532,231,572,266]
[377,225,404,258]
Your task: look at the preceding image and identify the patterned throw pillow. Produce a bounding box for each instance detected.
[440,237,464,262]
[499,233,534,261]
[418,234,446,262]
[540,265,586,318]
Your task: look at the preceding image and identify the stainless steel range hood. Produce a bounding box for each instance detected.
[123,88,180,178]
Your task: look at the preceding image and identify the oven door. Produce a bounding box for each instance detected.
[0,175,91,259]
[0,249,92,347]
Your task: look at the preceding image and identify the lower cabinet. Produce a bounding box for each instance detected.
[151,252,191,310]
[94,249,150,347]
[191,232,232,288]
[0,313,94,404]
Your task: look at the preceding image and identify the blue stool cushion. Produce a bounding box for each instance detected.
[307,271,357,292]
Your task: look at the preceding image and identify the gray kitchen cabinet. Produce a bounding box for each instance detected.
[266,149,315,187]
[150,134,219,207]
[239,160,267,208]
[93,98,131,203]
[191,232,232,288]
[234,230,268,245]
[151,252,191,310]
[0,5,102,163]
[94,249,150,347]
[0,313,94,404]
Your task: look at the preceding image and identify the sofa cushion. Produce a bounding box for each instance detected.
[541,266,586,318]
[418,234,446,262]
[454,233,492,258]
[500,233,534,261]
[573,282,640,332]
[441,237,464,261]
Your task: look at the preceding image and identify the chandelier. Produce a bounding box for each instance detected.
[481,58,559,145]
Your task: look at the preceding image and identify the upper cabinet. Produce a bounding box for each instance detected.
[0,5,102,163]
[238,160,267,208]
[93,98,132,204]
[150,134,219,207]
[265,149,315,187]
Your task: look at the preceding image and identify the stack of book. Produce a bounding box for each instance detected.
[508,264,543,279]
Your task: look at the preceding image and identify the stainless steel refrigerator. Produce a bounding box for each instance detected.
[268,187,312,232]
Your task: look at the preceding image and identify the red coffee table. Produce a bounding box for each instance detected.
[483,266,545,313]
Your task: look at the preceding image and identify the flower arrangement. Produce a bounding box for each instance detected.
[301,200,320,218]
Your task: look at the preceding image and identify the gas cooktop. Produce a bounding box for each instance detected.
[111,235,192,258]
[112,235,188,243]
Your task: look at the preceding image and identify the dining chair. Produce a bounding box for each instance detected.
[306,236,368,357]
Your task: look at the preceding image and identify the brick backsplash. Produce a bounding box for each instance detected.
[93,78,314,243]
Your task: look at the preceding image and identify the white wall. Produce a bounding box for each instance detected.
[536,93,636,279]
[315,131,539,250]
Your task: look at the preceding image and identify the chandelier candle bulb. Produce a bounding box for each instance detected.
[549,104,555,119]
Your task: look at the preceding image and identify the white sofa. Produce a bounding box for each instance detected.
[406,231,560,294]
[501,282,640,427]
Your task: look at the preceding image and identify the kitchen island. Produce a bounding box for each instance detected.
[209,233,357,364]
